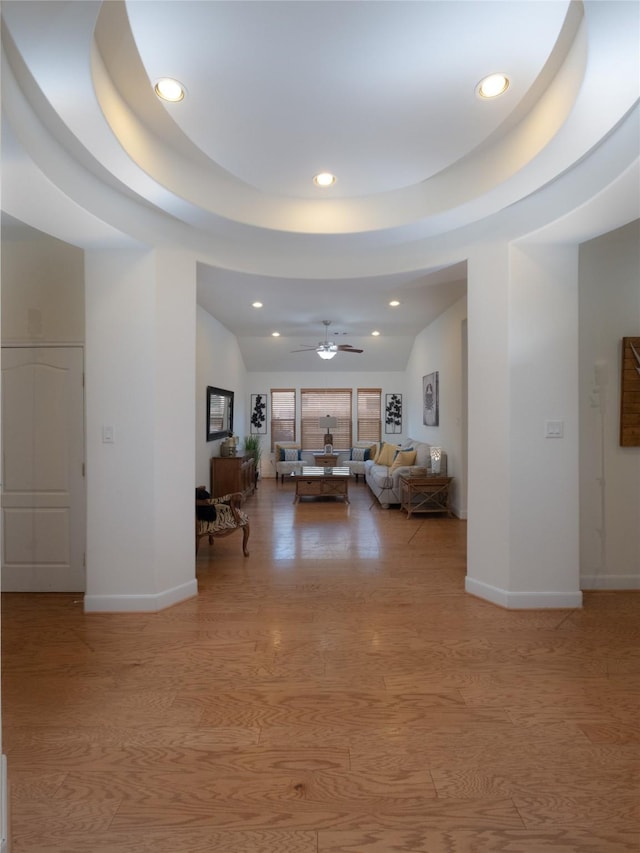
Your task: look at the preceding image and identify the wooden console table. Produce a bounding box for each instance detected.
[210,453,255,501]
[399,475,453,518]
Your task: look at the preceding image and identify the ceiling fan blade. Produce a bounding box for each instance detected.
[337,345,364,353]
[290,347,317,353]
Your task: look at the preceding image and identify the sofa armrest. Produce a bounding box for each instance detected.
[390,466,428,487]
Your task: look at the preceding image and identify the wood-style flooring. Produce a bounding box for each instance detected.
[2,477,639,852]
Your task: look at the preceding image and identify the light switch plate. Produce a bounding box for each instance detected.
[544,420,564,438]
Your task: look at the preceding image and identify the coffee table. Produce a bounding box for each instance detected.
[291,466,350,504]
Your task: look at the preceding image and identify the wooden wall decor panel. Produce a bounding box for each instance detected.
[620,336,640,446]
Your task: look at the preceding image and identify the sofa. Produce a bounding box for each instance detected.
[341,441,378,481]
[364,439,447,508]
[274,441,374,482]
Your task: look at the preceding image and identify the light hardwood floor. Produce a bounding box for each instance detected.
[2,478,639,852]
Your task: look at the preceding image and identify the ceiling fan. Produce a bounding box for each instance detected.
[291,321,364,360]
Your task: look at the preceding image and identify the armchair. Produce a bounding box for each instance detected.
[195,487,250,556]
[274,442,303,483]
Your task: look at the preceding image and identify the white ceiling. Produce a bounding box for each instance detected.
[1,1,638,371]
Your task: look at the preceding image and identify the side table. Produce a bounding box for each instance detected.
[400,475,453,518]
[313,453,339,467]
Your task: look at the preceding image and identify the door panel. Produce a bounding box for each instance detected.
[1,347,85,591]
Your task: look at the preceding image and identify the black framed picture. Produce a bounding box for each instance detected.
[250,393,267,434]
[422,372,439,426]
[384,393,402,434]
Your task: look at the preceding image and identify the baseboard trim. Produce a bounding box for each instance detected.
[465,576,583,609]
[1,754,8,853]
[84,579,198,613]
[581,574,640,590]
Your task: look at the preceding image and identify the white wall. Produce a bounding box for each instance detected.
[466,241,582,608]
[467,244,511,595]
[196,306,247,489]
[84,248,197,611]
[579,220,640,588]
[405,295,468,517]
[508,242,580,596]
[1,229,84,343]
[245,370,407,478]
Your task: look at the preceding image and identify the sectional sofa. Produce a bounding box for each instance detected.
[364,439,447,508]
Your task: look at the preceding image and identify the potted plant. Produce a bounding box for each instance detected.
[244,435,262,486]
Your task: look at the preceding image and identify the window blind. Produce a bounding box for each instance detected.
[270,389,296,450]
[301,388,352,449]
[357,388,382,442]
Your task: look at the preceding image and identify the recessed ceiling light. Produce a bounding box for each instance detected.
[271,331,280,337]
[154,78,185,102]
[476,73,509,99]
[372,330,380,336]
[313,172,336,188]
[389,300,400,307]
[252,301,263,308]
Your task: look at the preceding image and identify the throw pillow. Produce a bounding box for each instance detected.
[376,443,399,467]
[284,448,300,461]
[352,447,367,462]
[195,488,216,521]
[373,441,385,463]
[279,446,299,460]
[390,449,417,471]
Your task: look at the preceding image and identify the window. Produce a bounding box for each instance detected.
[270,389,296,451]
[301,389,352,449]
[357,388,381,442]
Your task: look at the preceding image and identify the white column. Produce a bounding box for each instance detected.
[466,241,582,608]
[84,248,197,611]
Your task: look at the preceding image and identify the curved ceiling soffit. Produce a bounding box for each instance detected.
[91,0,636,246]
[3,17,638,279]
[0,7,199,248]
[2,0,638,268]
[91,0,592,238]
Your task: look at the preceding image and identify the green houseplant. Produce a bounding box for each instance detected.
[244,435,262,485]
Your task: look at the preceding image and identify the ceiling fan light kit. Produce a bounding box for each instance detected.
[317,346,337,360]
[292,321,364,360]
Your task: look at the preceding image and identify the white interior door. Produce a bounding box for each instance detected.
[1,347,85,591]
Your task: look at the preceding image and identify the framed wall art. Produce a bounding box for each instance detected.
[207,386,234,441]
[422,372,439,426]
[250,393,267,434]
[384,393,402,434]
[620,337,640,447]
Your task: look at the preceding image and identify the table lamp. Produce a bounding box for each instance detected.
[319,416,337,446]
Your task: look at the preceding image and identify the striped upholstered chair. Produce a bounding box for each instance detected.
[195,487,250,556]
